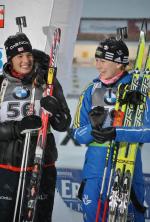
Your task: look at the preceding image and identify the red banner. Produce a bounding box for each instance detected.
[0,5,4,28]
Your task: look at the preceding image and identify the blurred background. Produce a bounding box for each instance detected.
[0,0,150,221]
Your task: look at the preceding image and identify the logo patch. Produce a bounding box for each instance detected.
[82,194,92,206]
[13,86,30,100]
[104,45,109,50]
[114,57,122,63]
[104,89,116,105]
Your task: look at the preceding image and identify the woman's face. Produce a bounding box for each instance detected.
[11,52,34,77]
[95,58,122,80]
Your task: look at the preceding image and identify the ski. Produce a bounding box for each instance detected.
[23,28,61,222]
[116,45,150,222]
[95,84,128,222]
[101,84,129,222]
[108,23,149,222]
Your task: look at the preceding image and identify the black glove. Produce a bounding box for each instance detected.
[120,90,144,106]
[91,127,116,143]
[17,115,42,134]
[40,96,60,116]
[32,49,50,87]
[89,106,107,129]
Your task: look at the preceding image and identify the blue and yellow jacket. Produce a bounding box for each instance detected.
[73,72,150,183]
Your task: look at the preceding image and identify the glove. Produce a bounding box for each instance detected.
[18,115,42,134]
[89,106,107,129]
[40,96,60,116]
[91,127,116,143]
[120,90,144,106]
[32,49,50,87]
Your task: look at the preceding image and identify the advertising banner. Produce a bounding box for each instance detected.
[0,5,4,28]
[56,168,150,220]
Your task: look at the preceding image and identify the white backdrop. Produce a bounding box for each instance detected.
[0,0,83,95]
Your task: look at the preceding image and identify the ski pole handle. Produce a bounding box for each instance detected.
[16,16,27,33]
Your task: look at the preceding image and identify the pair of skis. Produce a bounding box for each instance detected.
[95,84,129,222]
[13,28,61,222]
[96,21,150,222]
[108,32,150,222]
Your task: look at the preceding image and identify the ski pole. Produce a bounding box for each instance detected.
[18,83,36,221]
[16,16,27,33]
[13,82,36,222]
[95,142,111,222]
[102,142,119,222]
[13,16,30,222]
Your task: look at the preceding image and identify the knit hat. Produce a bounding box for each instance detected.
[4,32,32,61]
[95,37,129,65]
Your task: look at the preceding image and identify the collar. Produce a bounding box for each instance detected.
[100,71,124,85]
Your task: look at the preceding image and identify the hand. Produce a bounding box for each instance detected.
[18,115,42,134]
[91,127,116,143]
[89,106,107,129]
[40,96,60,116]
[32,49,49,87]
[120,90,144,106]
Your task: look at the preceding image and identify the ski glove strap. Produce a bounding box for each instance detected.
[89,106,107,129]
[91,127,116,143]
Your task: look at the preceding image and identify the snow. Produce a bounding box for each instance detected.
[53,190,83,221]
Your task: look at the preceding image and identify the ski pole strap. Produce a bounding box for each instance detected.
[130,186,147,213]
[89,141,110,147]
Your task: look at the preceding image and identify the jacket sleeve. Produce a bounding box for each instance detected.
[0,121,21,141]
[115,96,150,143]
[49,78,71,132]
[115,126,150,143]
[73,84,94,144]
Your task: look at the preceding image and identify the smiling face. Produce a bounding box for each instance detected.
[11,52,34,77]
[95,58,123,80]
